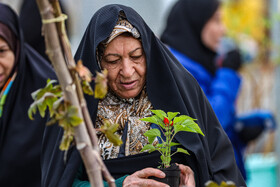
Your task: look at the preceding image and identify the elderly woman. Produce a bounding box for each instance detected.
[0,3,56,186]
[41,4,246,187]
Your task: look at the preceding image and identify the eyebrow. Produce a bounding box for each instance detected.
[103,47,143,58]
[129,47,142,55]
[0,44,9,48]
[103,53,120,59]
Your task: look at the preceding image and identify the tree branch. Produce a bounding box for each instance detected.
[35,0,115,186]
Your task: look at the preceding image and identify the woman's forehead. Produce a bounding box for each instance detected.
[104,34,142,54]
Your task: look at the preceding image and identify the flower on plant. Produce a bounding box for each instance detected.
[140,110,204,168]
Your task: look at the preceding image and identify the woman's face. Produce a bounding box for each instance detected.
[101,34,146,99]
[0,37,15,88]
[201,7,226,52]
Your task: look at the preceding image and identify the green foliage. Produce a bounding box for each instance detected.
[140,109,204,168]
[205,181,236,187]
[94,69,108,99]
[28,79,62,120]
[82,80,94,95]
[28,67,122,152]
[28,79,83,150]
[97,120,123,146]
[143,128,161,144]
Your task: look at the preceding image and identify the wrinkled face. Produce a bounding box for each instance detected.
[201,7,226,52]
[100,34,146,99]
[0,37,15,89]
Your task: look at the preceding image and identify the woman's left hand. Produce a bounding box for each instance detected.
[177,164,195,187]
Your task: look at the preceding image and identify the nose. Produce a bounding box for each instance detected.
[120,58,135,78]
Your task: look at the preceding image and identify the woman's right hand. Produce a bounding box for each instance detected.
[123,168,169,187]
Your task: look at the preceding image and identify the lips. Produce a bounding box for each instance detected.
[120,80,137,90]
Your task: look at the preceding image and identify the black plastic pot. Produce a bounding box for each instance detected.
[149,163,181,187]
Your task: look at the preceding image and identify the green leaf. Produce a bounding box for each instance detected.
[106,131,123,146]
[99,120,123,146]
[38,92,57,117]
[151,110,167,120]
[82,80,94,95]
[46,79,58,88]
[66,106,83,127]
[204,181,236,187]
[140,115,165,129]
[176,147,190,155]
[53,97,64,110]
[167,112,179,121]
[169,142,181,147]
[143,128,161,144]
[31,88,42,100]
[70,115,83,127]
[220,181,236,187]
[141,144,156,153]
[155,143,164,148]
[205,181,219,187]
[173,115,195,125]
[37,99,47,118]
[28,102,37,120]
[174,116,204,136]
[59,132,73,151]
[94,69,108,99]
[45,96,58,117]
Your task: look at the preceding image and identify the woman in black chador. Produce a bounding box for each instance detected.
[0,3,56,187]
[41,4,246,187]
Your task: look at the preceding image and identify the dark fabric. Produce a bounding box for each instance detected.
[0,3,56,187]
[0,22,16,52]
[19,0,68,61]
[160,0,219,75]
[41,4,246,187]
[220,49,242,71]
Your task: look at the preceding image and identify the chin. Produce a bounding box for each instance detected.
[118,90,140,99]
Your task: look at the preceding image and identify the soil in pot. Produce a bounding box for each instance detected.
[149,163,181,187]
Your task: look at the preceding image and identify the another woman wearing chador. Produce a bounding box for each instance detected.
[0,3,56,186]
[161,0,245,179]
[41,4,246,187]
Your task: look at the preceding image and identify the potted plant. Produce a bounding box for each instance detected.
[140,110,205,187]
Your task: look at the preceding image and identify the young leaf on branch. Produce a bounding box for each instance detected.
[75,60,94,95]
[28,79,62,120]
[96,120,123,146]
[28,79,83,150]
[94,69,108,99]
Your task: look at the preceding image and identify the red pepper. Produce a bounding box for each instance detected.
[163,117,169,125]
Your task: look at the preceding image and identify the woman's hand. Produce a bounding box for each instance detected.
[178,164,195,187]
[123,168,169,187]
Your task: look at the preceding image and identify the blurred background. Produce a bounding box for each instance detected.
[1,0,280,186]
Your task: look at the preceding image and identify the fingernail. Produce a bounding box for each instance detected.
[160,173,166,177]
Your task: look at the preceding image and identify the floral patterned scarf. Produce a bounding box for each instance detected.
[96,89,157,160]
